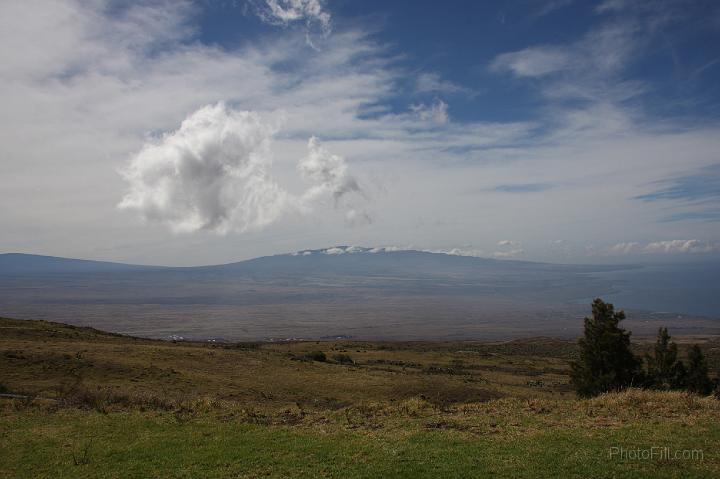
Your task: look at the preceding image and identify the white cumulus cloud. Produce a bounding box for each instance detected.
[299,136,361,202]
[119,103,288,234]
[299,136,368,225]
[119,103,365,234]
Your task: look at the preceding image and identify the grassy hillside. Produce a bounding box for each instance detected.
[1,317,719,478]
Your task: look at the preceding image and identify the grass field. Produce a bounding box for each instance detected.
[1,316,719,478]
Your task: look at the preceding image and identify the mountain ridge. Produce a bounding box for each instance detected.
[0,250,718,340]
[0,247,631,276]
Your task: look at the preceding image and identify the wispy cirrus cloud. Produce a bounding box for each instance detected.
[660,211,720,222]
[486,8,652,164]
[414,72,477,97]
[635,164,720,202]
[490,21,642,96]
[634,164,720,222]
[490,46,572,78]
[409,99,450,124]
[493,183,555,193]
[535,0,576,17]
[251,0,331,47]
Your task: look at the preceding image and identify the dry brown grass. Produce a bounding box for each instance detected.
[0,317,577,410]
[2,316,718,434]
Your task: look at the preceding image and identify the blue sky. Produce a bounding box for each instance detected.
[196,0,720,123]
[0,0,719,265]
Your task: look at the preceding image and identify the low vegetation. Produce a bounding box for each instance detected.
[1,312,719,478]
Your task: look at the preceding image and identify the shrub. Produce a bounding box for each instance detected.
[332,353,354,364]
[0,383,8,394]
[289,351,327,362]
[306,351,327,362]
[57,385,175,412]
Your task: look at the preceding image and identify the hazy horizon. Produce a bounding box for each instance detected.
[2,249,718,342]
[2,245,719,269]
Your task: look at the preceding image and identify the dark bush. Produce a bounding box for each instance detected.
[306,351,327,362]
[291,351,328,362]
[332,353,354,364]
[56,385,175,412]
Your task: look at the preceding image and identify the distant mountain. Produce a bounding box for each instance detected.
[194,246,630,279]
[1,247,624,277]
[0,248,717,341]
[0,253,161,275]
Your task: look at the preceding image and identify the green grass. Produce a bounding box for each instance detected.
[1,317,719,478]
[1,405,717,478]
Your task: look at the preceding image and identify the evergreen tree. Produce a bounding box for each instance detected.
[686,345,713,395]
[570,299,642,397]
[645,327,686,390]
[673,360,687,390]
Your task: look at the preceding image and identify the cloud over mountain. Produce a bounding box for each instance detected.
[609,240,718,255]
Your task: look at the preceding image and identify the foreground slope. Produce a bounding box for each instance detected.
[1,317,719,478]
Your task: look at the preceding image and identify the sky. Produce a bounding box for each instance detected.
[1,0,719,266]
